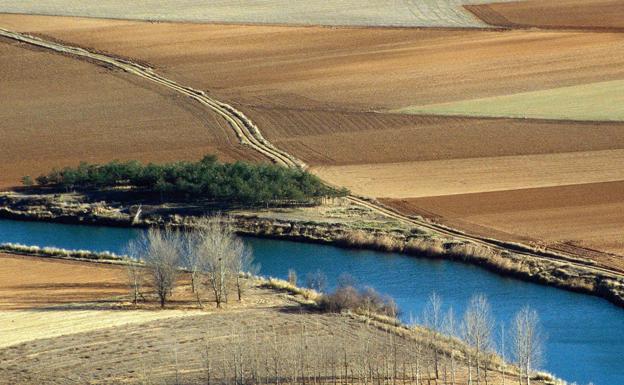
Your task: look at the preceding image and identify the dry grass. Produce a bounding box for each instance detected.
[0,301,549,385]
[0,308,202,349]
[0,242,124,262]
[257,276,320,303]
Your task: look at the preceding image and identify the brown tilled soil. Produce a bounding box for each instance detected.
[0,253,128,309]
[383,181,624,265]
[253,110,624,165]
[0,37,262,188]
[1,14,624,110]
[466,0,624,31]
[2,13,624,265]
[312,149,624,198]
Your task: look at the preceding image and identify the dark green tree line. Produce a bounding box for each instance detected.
[32,155,347,205]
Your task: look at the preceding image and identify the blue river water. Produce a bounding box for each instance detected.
[0,219,622,384]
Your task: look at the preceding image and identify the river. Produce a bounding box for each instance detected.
[0,219,622,384]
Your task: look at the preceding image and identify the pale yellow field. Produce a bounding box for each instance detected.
[395,79,624,121]
[0,0,518,28]
[0,309,202,348]
[312,149,624,198]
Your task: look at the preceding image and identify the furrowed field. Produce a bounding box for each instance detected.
[1,0,624,268]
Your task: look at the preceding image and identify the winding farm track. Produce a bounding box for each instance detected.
[2,27,623,280]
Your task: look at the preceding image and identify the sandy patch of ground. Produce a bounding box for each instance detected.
[0,37,261,188]
[0,0,518,28]
[383,181,624,261]
[1,14,624,111]
[313,150,624,198]
[466,0,624,31]
[396,79,624,121]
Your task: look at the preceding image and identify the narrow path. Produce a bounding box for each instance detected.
[1,27,622,281]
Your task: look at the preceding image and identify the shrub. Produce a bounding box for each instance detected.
[404,237,445,257]
[21,175,33,186]
[319,285,398,318]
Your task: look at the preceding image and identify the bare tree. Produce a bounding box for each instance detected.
[443,307,457,385]
[129,227,182,308]
[288,269,298,286]
[195,216,252,307]
[125,261,144,306]
[305,269,328,293]
[510,306,544,385]
[229,243,258,301]
[422,292,443,380]
[181,229,204,307]
[499,323,507,385]
[462,294,494,385]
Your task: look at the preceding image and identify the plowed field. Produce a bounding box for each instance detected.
[382,181,624,263]
[466,0,624,31]
[0,253,126,309]
[0,37,261,188]
[2,14,624,110]
[2,14,624,260]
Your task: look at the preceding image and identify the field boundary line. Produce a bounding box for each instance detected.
[2,27,622,280]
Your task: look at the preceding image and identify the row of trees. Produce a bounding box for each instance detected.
[279,270,545,385]
[30,155,347,205]
[421,292,544,385]
[127,217,257,308]
[124,219,546,385]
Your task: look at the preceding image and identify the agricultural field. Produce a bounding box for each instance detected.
[0,35,261,188]
[382,181,624,269]
[466,0,624,31]
[1,9,624,260]
[396,79,624,121]
[0,253,530,385]
[0,253,126,310]
[0,0,519,28]
[0,254,203,347]
[313,149,624,198]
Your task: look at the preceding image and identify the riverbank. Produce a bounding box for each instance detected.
[1,250,564,385]
[2,191,624,310]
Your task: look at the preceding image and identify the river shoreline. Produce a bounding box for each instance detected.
[2,191,624,309]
